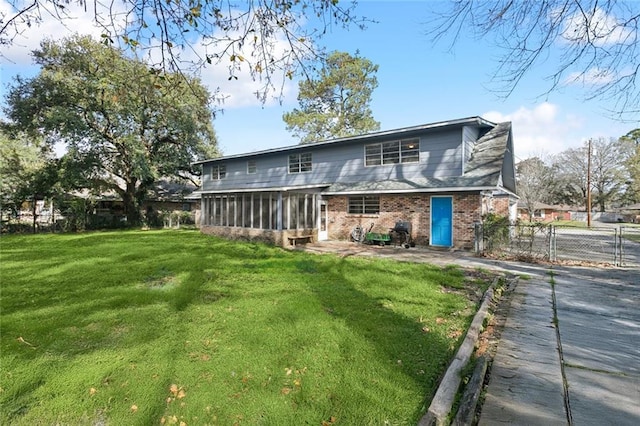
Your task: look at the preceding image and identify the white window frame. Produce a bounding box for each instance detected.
[211,164,226,180]
[348,195,380,215]
[365,138,419,166]
[247,160,257,174]
[288,153,313,174]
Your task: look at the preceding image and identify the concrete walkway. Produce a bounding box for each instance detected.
[478,273,567,425]
[479,264,640,426]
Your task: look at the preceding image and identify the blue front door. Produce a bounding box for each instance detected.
[431,196,453,246]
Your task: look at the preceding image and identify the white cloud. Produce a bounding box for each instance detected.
[179,35,300,109]
[0,0,127,65]
[565,66,616,86]
[483,103,584,160]
[0,1,300,108]
[560,7,635,47]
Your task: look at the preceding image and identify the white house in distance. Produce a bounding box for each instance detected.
[193,116,518,249]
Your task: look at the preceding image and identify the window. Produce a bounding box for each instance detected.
[204,191,316,231]
[211,164,226,180]
[289,153,312,173]
[348,196,380,214]
[282,193,316,230]
[247,160,257,174]
[365,138,419,166]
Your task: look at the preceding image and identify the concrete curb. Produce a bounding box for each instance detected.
[418,277,503,426]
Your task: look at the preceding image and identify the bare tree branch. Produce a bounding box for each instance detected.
[1,0,369,102]
[427,0,640,118]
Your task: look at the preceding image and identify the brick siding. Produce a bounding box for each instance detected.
[327,192,482,249]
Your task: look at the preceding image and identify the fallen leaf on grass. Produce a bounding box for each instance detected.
[280,387,291,395]
[447,329,463,339]
[322,416,337,425]
[89,387,97,396]
[17,336,36,349]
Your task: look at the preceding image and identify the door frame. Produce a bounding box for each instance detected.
[430,195,453,247]
[318,199,328,241]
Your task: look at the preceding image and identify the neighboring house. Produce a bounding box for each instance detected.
[194,116,518,249]
[517,202,571,222]
[74,180,199,227]
[622,203,640,223]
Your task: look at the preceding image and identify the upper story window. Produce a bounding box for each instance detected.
[365,138,419,166]
[289,152,312,173]
[247,160,257,174]
[211,164,226,180]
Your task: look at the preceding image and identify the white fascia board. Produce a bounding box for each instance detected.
[198,184,329,195]
[321,186,498,196]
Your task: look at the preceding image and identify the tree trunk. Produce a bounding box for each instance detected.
[122,185,141,226]
[32,198,38,234]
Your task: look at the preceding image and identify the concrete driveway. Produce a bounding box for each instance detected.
[553,266,640,425]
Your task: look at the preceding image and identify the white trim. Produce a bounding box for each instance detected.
[322,186,498,196]
[198,184,329,195]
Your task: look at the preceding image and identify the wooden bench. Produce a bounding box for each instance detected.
[287,235,314,246]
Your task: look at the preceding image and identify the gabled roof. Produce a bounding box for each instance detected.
[193,116,496,165]
[324,122,516,195]
[517,201,558,210]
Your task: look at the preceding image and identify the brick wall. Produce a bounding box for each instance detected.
[201,225,317,247]
[491,196,511,217]
[327,192,482,249]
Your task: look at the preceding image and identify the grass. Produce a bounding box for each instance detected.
[0,230,490,425]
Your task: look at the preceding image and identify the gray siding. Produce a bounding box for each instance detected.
[202,127,466,192]
[462,126,480,163]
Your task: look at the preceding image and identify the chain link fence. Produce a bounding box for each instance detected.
[475,223,640,267]
[1,209,196,234]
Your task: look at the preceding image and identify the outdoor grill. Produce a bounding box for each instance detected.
[391,220,413,249]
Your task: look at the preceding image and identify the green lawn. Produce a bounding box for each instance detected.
[0,230,490,425]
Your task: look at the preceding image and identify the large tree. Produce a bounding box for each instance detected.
[4,35,219,224]
[551,137,626,212]
[0,125,61,231]
[1,0,365,102]
[620,128,640,203]
[283,51,380,144]
[516,157,554,221]
[429,1,640,117]
[590,137,626,211]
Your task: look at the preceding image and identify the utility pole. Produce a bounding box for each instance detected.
[587,139,592,227]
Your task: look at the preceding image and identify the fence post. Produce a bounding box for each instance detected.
[474,222,483,254]
[619,227,624,267]
[614,228,619,267]
[549,225,555,262]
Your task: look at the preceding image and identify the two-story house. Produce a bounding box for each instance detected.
[194,116,518,248]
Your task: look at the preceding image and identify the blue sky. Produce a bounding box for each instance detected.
[1,1,636,161]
